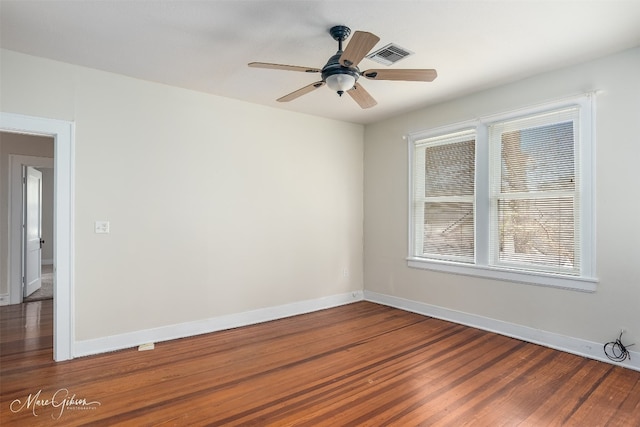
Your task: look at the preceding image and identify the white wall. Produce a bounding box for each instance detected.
[0,49,364,341]
[4,44,638,364]
[363,47,640,351]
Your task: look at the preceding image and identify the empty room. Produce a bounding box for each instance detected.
[1,1,639,425]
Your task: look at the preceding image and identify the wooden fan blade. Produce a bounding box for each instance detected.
[347,83,377,109]
[277,81,325,102]
[249,62,321,73]
[339,31,380,67]
[362,69,438,82]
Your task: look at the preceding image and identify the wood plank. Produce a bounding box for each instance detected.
[1,300,639,426]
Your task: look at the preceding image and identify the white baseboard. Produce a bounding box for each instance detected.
[74,291,364,358]
[0,294,9,306]
[42,259,53,265]
[364,290,640,372]
[72,289,639,372]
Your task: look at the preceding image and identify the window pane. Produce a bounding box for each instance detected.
[497,197,576,271]
[425,139,475,197]
[424,202,474,259]
[501,121,575,193]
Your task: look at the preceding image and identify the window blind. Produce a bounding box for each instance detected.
[413,130,476,262]
[489,108,580,274]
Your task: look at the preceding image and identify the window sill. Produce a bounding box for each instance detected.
[407,257,597,292]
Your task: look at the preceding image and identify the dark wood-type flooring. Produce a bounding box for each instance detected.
[1,300,639,426]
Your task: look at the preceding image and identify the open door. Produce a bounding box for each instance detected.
[23,166,43,298]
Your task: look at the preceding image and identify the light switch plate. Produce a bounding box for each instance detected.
[95,221,110,234]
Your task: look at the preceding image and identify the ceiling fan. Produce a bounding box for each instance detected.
[248,25,437,109]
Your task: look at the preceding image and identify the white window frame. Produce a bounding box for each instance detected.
[407,94,597,292]
[412,128,477,264]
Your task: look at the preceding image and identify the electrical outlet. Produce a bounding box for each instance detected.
[138,343,155,351]
[95,221,110,234]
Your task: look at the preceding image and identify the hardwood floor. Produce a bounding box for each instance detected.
[1,300,639,426]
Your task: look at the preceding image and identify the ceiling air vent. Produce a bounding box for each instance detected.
[366,43,414,66]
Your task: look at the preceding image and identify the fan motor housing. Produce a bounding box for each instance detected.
[321,53,360,90]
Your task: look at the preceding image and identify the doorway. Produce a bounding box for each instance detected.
[0,112,74,361]
[6,153,54,304]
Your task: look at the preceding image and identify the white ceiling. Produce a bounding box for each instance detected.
[2,1,640,124]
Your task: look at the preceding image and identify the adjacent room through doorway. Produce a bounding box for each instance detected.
[0,131,54,306]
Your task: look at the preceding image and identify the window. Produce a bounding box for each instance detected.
[412,130,476,263]
[408,96,596,291]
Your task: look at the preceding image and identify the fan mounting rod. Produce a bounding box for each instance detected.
[329,25,351,51]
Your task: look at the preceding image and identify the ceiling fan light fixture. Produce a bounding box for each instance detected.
[325,73,356,96]
[248,24,436,107]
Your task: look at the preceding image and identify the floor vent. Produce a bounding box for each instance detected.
[366,43,413,66]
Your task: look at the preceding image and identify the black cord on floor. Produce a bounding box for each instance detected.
[604,331,634,362]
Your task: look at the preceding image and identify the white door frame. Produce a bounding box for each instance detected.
[1,112,74,361]
[9,156,53,302]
